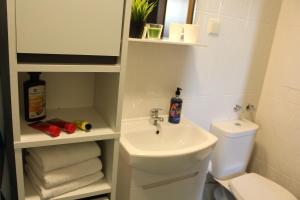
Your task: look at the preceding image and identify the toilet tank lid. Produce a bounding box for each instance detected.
[211,119,258,137]
[229,173,297,200]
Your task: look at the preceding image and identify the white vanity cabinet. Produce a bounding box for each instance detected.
[16,0,124,56]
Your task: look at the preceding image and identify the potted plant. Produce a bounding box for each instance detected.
[130,0,157,38]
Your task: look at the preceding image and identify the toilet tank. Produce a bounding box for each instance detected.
[209,120,258,180]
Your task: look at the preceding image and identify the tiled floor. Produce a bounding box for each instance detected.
[203,174,236,200]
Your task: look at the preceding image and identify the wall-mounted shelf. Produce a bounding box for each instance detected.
[16,63,121,73]
[15,107,119,149]
[25,176,111,200]
[128,38,206,46]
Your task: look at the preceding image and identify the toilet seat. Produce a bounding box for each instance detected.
[229,173,297,200]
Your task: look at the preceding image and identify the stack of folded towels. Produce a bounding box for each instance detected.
[25,142,104,199]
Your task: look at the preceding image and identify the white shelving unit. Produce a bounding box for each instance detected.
[4,0,132,197]
[129,37,207,46]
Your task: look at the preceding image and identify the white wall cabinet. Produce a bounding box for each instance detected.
[16,0,124,56]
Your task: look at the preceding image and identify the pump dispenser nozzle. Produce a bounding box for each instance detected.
[175,87,182,96]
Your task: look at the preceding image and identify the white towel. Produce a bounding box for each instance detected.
[27,142,101,172]
[26,166,104,200]
[26,156,103,188]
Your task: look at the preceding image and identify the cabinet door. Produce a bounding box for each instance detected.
[16,0,124,56]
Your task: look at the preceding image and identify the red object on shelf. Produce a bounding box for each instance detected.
[47,118,77,134]
[29,121,61,137]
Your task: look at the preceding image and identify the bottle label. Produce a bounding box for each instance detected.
[169,102,182,123]
[28,85,46,119]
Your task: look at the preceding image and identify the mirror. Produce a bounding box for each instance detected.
[147,0,196,37]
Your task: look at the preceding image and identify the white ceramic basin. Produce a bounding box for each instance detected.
[120,117,218,174]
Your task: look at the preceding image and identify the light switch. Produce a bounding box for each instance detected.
[207,18,221,35]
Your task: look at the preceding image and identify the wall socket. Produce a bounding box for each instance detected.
[207,18,221,35]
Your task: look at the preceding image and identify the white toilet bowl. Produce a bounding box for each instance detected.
[209,119,297,200]
[229,173,297,200]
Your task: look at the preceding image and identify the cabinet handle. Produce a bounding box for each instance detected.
[142,171,199,190]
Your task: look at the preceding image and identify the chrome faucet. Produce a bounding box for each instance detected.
[150,108,164,127]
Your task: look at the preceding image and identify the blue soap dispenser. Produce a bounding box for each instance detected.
[168,87,183,124]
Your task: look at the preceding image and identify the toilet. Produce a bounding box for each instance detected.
[209,119,297,200]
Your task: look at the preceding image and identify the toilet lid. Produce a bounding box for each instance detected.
[229,173,297,200]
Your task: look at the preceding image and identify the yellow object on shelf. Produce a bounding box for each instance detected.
[74,120,92,132]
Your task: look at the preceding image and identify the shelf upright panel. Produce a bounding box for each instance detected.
[16,63,121,73]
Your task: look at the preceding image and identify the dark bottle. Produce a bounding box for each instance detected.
[23,72,46,122]
[168,87,183,124]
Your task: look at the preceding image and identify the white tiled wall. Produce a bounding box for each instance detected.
[249,0,300,198]
[123,0,281,130]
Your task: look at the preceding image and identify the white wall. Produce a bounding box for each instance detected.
[249,0,300,198]
[123,0,281,130]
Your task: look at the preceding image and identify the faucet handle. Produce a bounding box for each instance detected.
[151,108,163,112]
[150,108,163,116]
[233,104,242,112]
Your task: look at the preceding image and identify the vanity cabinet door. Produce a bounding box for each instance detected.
[16,0,124,56]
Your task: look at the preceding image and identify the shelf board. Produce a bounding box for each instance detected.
[128,38,206,46]
[16,63,121,73]
[15,107,119,149]
[25,175,111,200]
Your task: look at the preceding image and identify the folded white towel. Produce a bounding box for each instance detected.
[26,156,103,188]
[26,166,104,200]
[27,142,101,172]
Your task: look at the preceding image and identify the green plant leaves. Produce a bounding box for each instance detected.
[131,0,157,22]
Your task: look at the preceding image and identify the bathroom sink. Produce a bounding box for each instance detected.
[120,117,218,174]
